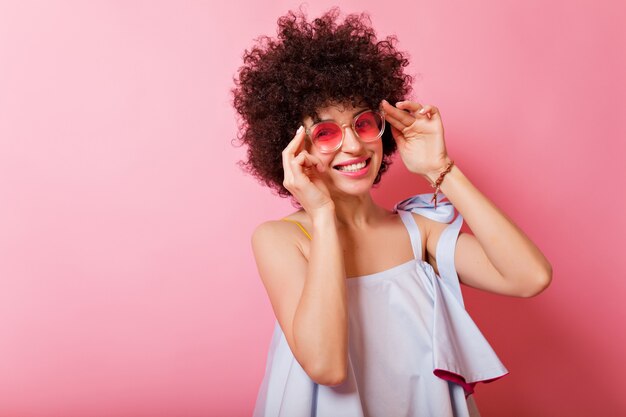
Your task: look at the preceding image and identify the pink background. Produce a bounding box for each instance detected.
[0,1,624,416]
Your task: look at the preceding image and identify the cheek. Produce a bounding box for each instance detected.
[370,141,384,157]
[321,155,335,170]
[373,144,384,169]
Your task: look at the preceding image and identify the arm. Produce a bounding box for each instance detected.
[252,206,348,386]
[294,207,349,383]
[424,163,552,297]
[252,123,349,385]
[381,99,552,298]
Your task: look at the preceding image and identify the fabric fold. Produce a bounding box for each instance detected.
[423,260,509,397]
[395,193,509,397]
[394,192,455,222]
[253,322,366,417]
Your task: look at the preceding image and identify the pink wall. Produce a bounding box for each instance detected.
[0,1,624,416]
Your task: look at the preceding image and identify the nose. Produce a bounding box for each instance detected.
[340,123,365,153]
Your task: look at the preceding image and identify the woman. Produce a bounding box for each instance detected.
[233,8,552,417]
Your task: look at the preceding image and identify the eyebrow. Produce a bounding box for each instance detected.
[311,107,369,125]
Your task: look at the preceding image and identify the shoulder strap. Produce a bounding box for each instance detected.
[397,210,422,261]
[394,193,466,307]
[281,218,312,240]
[435,212,465,308]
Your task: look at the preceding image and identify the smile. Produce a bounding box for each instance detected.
[333,157,372,177]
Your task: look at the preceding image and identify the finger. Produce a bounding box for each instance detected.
[302,151,326,172]
[396,101,425,114]
[299,150,326,173]
[384,110,409,133]
[282,125,306,159]
[382,99,416,126]
[286,152,307,187]
[282,126,306,182]
[289,153,319,189]
[416,104,440,119]
[289,151,308,183]
[391,125,408,146]
[290,150,324,180]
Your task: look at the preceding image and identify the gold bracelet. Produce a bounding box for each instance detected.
[429,160,455,209]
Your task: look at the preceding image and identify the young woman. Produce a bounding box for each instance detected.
[233,8,552,417]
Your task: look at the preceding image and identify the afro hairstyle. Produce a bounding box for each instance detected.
[232,7,412,203]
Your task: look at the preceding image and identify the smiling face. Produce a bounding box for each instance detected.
[302,102,384,198]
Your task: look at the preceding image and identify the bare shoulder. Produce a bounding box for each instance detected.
[251,218,289,242]
[251,210,311,260]
[280,209,311,228]
[250,213,312,363]
[252,210,306,237]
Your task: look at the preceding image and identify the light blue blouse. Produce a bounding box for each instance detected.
[253,193,509,417]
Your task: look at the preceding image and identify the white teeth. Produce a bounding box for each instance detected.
[337,160,367,172]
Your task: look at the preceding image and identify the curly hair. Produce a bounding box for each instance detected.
[232,8,412,203]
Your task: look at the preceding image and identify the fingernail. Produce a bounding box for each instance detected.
[297,125,303,133]
[419,108,426,114]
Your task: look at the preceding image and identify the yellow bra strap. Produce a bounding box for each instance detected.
[281,218,312,240]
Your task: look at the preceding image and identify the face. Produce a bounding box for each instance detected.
[302,102,384,198]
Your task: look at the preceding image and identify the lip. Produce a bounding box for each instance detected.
[334,157,372,178]
[333,156,370,168]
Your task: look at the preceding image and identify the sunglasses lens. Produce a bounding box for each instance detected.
[311,122,342,152]
[355,111,384,141]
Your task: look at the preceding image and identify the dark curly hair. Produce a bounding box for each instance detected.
[232,8,412,203]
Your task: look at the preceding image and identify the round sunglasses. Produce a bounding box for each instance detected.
[305,109,386,153]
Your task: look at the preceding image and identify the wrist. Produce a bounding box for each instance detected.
[310,204,337,227]
[424,157,454,185]
[425,159,455,209]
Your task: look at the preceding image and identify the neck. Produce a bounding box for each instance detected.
[331,192,387,230]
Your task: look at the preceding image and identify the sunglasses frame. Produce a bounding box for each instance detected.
[304,108,386,154]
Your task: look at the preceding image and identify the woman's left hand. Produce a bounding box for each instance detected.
[381,99,452,181]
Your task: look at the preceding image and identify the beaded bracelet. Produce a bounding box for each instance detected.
[429,160,455,209]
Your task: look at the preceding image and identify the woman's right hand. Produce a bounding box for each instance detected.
[282,126,334,216]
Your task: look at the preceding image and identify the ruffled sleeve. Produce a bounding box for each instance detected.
[394,192,509,397]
